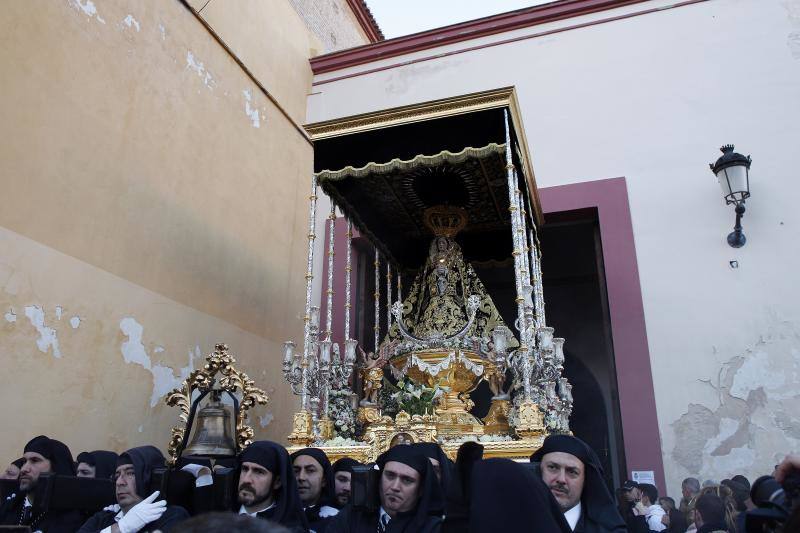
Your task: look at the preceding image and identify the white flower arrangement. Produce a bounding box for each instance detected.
[328,386,357,439]
[439,434,515,444]
[320,436,363,447]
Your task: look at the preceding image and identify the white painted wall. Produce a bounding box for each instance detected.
[307,0,800,495]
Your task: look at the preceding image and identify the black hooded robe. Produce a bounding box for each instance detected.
[77,446,189,533]
[238,441,309,532]
[411,443,453,500]
[76,450,119,480]
[0,435,85,532]
[331,457,362,509]
[326,445,443,533]
[290,448,340,532]
[531,435,627,533]
[465,458,571,533]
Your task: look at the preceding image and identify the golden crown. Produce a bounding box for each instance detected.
[423,205,469,238]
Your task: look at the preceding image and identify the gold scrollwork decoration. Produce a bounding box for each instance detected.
[164,343,269,465]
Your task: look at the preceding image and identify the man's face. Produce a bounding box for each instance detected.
[541,452,585,512]
[114,464,142,511]
[334,470,352,506]
[76,462,96,478]
[682,483,692,499]
[293,455,325,507]
[238,462,277,510]
[19,452,52,492]
[1,463,20,481]
[380,461,421,517]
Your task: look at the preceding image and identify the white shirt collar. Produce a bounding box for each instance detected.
[564,501,582,531]
[379,506,391,525]
[114,509,125,522]
[239,501,276,516]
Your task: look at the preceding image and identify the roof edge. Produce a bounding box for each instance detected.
[313,0,650,74]
[345,0,384,43]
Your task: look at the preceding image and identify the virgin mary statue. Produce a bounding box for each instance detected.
[387,205,517,346]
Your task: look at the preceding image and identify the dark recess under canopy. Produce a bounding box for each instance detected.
[312,108,532,270]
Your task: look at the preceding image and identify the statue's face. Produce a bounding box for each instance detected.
[436,237,448,252]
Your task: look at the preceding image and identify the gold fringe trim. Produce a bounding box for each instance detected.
[315,143,507,182]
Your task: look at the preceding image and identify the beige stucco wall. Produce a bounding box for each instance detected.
[0,0,324,463]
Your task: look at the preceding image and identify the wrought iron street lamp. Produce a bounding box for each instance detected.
[710,144,752,248]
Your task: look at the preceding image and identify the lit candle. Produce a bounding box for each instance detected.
[345,339,358,364]
[309,306,321,329]
[320,340,332,366]
[283,341,295,364]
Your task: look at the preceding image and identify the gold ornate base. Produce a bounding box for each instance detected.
[433,389,484,438]
[287,410,314,446]
[482,398,511,435]
[289,408,547,463]
[435,410,484,439]
[318,416,334,442]
[514,400,546,439]
[356,405,381,426]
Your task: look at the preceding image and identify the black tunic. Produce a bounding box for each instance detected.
[326,505,441,533]
[304,504,338,532]
[76,505,189,532]
[0,494,85,533]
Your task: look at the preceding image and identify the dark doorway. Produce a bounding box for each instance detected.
[540,207,626,489]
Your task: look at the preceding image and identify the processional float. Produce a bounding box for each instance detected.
[281,110,573,461]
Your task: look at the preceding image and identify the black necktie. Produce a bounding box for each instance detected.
[377,513,390,533]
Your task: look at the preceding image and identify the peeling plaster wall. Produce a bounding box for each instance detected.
[0,226,294,462]
[0,0,354,461]
[307,0,800,495]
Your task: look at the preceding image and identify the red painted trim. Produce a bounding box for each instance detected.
[345,0,384,43]
[312,0,708,86]
[539,177,666,495]
[312,0,653,74]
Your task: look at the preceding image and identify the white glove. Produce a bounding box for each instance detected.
[117,491,167,533]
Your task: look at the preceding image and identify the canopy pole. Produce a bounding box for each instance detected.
[344,219,353,341]
[374,249,380,354]
[386,262,392,336]
[504,110,533,402]
[325,202,336,340]
[301,175,318,413]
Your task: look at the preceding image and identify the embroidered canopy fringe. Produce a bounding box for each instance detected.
[314,143,506,181]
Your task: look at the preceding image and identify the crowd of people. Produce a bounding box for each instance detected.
[1,434,797,532]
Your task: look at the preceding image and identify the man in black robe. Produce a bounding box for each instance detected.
[331,458,361,508]
[327,445,443,533]
[464,458,571,533]
[77,445,189,532]
[291,448,339,531]
[237,441,308,532]
[531,434,626,533]
[77,450,119,480]
[411,443,452,498]
[0,435,85,532]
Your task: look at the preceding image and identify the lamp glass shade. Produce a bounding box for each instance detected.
[716,164,749,202]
